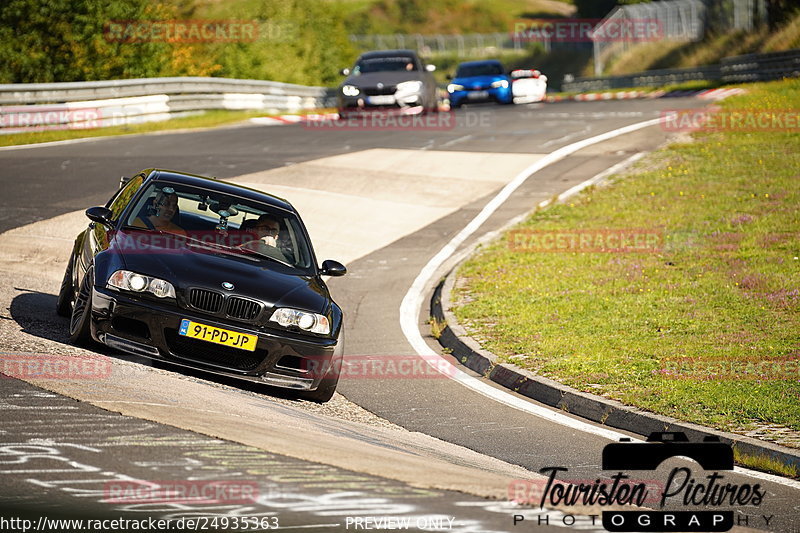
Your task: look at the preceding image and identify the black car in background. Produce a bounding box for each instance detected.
[337,49,440,117]
[56,169,347,402]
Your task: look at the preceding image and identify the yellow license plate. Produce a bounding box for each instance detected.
[178,319,257,352]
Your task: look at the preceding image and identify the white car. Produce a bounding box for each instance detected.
[511,69,548,104]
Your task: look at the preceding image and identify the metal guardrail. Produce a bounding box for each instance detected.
[720,49,800,83]
[563,65,721,92]
[0,77,331,104]
[563,48,800,92]
[0,77,337,132]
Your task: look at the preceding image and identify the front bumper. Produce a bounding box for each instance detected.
[89,286,338,391]
[338,90,425,115]
[449,86,512,106]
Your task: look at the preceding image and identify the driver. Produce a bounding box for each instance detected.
[133,189,186,235]
[239,214,290,263]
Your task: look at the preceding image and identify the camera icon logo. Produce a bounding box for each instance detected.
[603,431,733,471]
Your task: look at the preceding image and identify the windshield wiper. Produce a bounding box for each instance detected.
[237,247,293,267]
[121,224,168,235]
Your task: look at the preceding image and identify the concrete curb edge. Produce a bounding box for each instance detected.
[431,268,800,473]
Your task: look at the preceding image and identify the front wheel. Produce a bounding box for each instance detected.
[69,266,94,344]
[299,371,339,403]
[55,255,75,317]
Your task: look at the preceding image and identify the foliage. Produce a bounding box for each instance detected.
[198,0,357,86]
[349,0,515,35]
[0,0,174,82]
[0,0,355,86]
[572,0,618,19]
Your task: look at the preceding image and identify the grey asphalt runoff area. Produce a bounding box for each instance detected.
[1,98,797,532]
[0,375,562,532]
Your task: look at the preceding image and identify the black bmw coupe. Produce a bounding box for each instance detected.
[56,169,346,402]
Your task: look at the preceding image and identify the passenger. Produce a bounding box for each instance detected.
[240,214,290,263]
[134,190,186,236]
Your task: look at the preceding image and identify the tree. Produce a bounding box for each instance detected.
[0,0,180,83]
[573,0,619,19]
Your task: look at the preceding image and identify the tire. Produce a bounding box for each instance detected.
[55,255,75,317]
[69,266,94,344]
[299,371,339,403]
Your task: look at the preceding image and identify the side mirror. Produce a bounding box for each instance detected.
[425,64,436,72]
[340,68,351,76]
[86,206,113,226]
[119,175,129,188]
[320,259,347,277]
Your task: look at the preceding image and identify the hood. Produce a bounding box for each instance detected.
[453,74,508,89]
[112,230,329,314]
[342,71,425,88]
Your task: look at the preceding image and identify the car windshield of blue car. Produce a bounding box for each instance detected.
[122,182,315,272]
[354,57,417,74]
[456,63,504,77]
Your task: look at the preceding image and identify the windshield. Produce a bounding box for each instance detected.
[123,182,315,273]
[354,56,417,74]
[456,63,504,77]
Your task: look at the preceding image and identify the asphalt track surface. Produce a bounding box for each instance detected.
[1,99,798,531]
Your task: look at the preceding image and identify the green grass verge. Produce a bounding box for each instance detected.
[0,109,327,148]
[453,79,800,448]
[733,448,799,478]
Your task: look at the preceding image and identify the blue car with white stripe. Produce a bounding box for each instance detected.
[447,60,513,107]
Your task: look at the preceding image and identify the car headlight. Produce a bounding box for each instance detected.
[447,84,464,93]
[491,80,509,89]
[107,270,176,299]
[341,85,360,97]
[269,308,330,335]
[395,80,423,94]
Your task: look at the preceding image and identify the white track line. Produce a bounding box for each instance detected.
[398,118,800,490]
[400,118,661,442]
[0,136,111,151]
